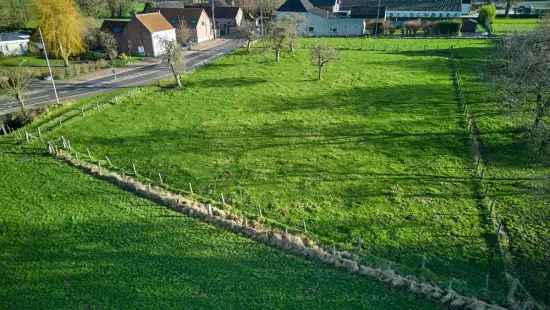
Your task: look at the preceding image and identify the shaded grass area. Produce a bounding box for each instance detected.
[453,42,550,305]
[40,38,506,298]
[0,137,438,309]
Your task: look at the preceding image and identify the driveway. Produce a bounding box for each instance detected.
[0,39,243,116]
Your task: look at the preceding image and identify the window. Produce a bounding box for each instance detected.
[331,27,337,32]
[308,26,314,32]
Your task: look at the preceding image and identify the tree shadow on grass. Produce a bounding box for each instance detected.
[0,218,438,310]
[185,77,268,89]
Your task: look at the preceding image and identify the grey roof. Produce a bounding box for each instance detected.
[277,0,334,17]
[0,32,30,43]
[310,0,338,8]
[100,20,130,34]
[341,0,463,12]
[153,8,205,27]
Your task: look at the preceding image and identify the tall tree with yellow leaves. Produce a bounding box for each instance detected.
[35,0,86,67]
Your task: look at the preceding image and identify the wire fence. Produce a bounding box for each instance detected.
[449,47,543,310]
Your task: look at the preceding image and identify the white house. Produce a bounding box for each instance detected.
[123,12,177,57]
[276,0,365,36]
[0,32,30,56]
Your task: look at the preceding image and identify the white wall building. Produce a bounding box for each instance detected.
[0,32,30,56]
[277,0,365,36]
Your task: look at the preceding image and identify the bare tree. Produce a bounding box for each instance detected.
[281,13,305,54]
[237,20,258,52]
[161,39,185,88]
[493,18,550,148]
[177,18,193,45]
[99,31,118,61]
[268,19,288,63]
[310,44,338,81]
[0,69,33,112]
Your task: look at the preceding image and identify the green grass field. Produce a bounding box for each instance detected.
[32,37,549,305]
[31,38,499,298]
[493,18,540,34]
[0,137,438,309]
[454,41,549,305]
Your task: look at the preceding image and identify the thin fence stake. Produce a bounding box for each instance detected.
[132,162,137,175]
[303,219,307,233]
[158,172,163,184]
[208,204,212,215]
[37,127,41,137]
[105,156,112,166]
[221,193,225,206]
[86,147,92,159]
[25,131,29,143]
[189,183,193,195]
[98,161,102,175]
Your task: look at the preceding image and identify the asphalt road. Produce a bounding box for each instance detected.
[0,39,243,116]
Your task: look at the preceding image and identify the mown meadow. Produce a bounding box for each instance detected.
[0,137,438,309]
[35,38,512,300]
[13,22,549,306]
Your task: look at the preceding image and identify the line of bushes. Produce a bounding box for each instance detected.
[366,19,465,36]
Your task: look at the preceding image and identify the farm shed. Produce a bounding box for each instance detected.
[0,32,30,56]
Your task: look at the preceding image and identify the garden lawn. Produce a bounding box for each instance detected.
[40,38,503,298]
[0,136,438,309]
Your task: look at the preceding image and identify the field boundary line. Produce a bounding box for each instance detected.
[448,48,543,310]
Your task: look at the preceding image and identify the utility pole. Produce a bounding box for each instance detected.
[212,0,217,38]
[38,27,60,105]
[259,0,264,36]
[374,0,381,36]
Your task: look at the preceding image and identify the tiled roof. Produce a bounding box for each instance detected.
[310,0,338,7]
[277,0,334,17]
[154,8,205,27]
[188,6,241,19]
[0,31,30,42]
[100,20,130,34]
[135,12,174,33]
[341,0,462,12]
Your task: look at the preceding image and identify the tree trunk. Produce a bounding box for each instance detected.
[317,57,322,80]
[505,0,511,17]
[170,63,182,88]
[533,94,548,129]
[290,40,294,54]
[16,92,25,112]
[275,48,280,63]
[58,42,69,67]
